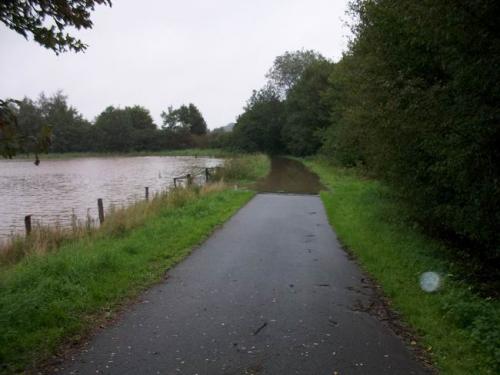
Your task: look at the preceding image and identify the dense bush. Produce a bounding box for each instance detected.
[321,0,500,255]
[231,86,286,154]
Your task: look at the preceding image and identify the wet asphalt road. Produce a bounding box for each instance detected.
[58,194,428,375]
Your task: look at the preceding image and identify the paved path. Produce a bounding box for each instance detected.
[59,194,428,375]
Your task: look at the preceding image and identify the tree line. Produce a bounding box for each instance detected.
[223,0,499,259]
[11,92,211,153]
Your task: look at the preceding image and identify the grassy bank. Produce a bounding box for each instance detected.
[0,154,270,373]
[11,148,232,160]
[306,159,499,374]
[0,186,254,373]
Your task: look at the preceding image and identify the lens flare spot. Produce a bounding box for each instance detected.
[420,271,441,292]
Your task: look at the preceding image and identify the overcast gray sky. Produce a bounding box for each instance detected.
[0,0,350,129]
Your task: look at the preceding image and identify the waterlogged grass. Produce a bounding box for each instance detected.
[216,154,271,184]
[307,159,499,374]
[0,187,254,373]
[157,148,234,158]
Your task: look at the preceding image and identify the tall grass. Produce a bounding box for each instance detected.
[0,182,227,268]
[214,153,270,183]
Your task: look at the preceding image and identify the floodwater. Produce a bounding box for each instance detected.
[253,157,326,194]
[0,156,222,241]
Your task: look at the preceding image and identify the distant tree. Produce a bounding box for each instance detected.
[232,86,285,154]
[15,98,43,137]
[94,105,157,152]
[127,106,159,151]
[161,103,207,135]
[187,104,208,135]
[36,92,92,152]
[282,60,334,156]
[1,98,52,163]
[266,49,325,98]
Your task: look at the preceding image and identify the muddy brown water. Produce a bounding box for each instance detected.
[253,157,326,194]
[0,156,222,242]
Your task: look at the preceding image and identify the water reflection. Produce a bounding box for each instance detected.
[0,156,222,241]
[253,157,326,194]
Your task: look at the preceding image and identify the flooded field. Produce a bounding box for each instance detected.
[0,156,222,241]
[253,157,326,194]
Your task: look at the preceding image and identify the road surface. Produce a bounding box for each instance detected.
[58,194,428,375]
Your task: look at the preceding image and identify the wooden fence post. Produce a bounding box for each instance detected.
[97,198,105,225]
[24,215,32,236]
[187,174,192,186]
[145,186,149,201]
[205,168,210,183]
[173,178,177,188]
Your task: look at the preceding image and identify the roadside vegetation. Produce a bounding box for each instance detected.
[0,154,269,373]
[307,159,499,374]
[220,0,499,274]
[215,154,270,185]
[210,5,498,372]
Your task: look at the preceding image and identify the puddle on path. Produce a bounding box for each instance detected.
[252,157,326,194]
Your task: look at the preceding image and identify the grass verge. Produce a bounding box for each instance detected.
[306,159,499,374]
[0,186,254,373]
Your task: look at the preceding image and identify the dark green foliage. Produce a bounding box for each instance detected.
[228,50,328,155]
[1,98,52,162]
[232,86,286,154]
[0,0,111,54]
[10,93,217,153]
[161,103,208,136]
[94,105,157,152]
[320,0,500,255]
[37,93,92,152]
[282,60,334,156]
[266,49,326,98]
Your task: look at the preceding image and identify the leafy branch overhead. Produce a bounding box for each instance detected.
[0,0,111,162]
[0,0,112,54]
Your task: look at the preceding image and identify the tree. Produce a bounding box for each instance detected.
[37,92,92,152]
[0,0,111,160]
[0,0,112,54]
[160,103,207,135]
[282,60,334,156]
[1,98,51,163]
[187,104,208,135]
[94,105,157,152]
[323,0,500,256]
[266,49,325,98]
[232,85,286,154]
